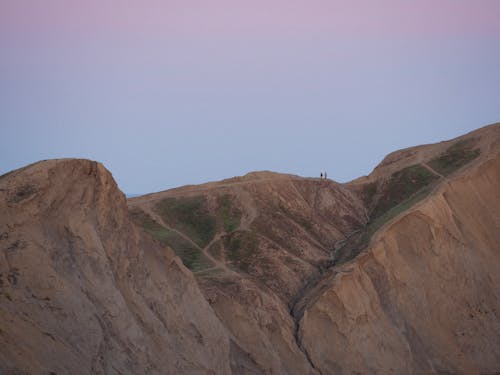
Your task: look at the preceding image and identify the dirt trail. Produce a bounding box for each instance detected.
[140,204,237,277]
[232,187,258,231]
[421,161,446,179]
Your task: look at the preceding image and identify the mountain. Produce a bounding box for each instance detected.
[0,160,232,374]
[299,124,500,374]
[1,123,499,374]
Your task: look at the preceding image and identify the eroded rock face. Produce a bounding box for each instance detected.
[299,155,500,374]
[0,159,231,375]
[2,124,500,375]
[199,276,315,375]
[128,171,367,374]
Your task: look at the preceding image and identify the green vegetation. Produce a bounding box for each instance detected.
[224,230,259,272]
[217,194,242,233]
[371,164,438,219]
[4,291,12,301]
[208,239,223,261]
[368,184,434,237]
[428,138,480,176]
[294,215,313,232]
[9,184,36,203]
[334,165,440,266]
[155,196,217,248]
[350,138,480,258]
[362,182,378,207]
[130,209,214,272]
[194,267,224,278]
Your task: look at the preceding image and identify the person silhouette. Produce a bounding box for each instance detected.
[320,173,323,179]
[325,172,327,179]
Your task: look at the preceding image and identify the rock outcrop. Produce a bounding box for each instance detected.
[1,123,499,374]
[0,160,232,374]
[129,171,367,374]
[300,153,500,374]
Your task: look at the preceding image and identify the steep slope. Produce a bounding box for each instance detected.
[334,124,498,265]
[2,123,499,374]
[129,123,500,374]
[298,125,500,373]
[129,172,366,374]
[0,159,232,374]
[129,172,366,303]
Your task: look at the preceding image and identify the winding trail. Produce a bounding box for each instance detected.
[139,203,238,277]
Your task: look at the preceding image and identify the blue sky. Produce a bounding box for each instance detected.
[1,1,499,194]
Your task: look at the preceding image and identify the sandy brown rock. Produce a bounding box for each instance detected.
[0,159,232,375]
[299,151,500,374]
[130,172,366,304]
[199,276,316,375]
[2,123,500,375]
[349,123,499,186]
[129,170,366,374]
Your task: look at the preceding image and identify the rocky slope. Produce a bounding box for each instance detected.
[128,171,366,374]
[300,151,500,374]
[0,160,233,374]
[1,123,499,374]
[129,123,500,374]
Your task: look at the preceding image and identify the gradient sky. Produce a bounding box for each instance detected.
[1,1,500,194]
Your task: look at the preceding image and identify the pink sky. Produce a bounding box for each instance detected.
[2,1,500,45]
[1,1,500,192]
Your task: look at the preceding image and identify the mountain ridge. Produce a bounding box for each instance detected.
[1,122,499,374]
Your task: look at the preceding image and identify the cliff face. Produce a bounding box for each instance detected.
[128,171,367,374]
[1,124,500,374]
[127,124,500,374]
[0,160,232,374]
[299,154,500,374]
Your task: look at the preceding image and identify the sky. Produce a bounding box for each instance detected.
[1,1,500,194]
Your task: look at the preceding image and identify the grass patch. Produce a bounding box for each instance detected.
[208,239,224,261]
[194,267,225,278]
[217,194,241,233]
[130,209,214,271]
[334,167,440,266]
[333,183,437,265]
[371,164,438,219]
[155,196,216,248]
[334,140,480,266]
[8,184,36,203]
[362,182,378,207]
[428,138,480,176]
[224,230,259,272]
[367,183,435,240]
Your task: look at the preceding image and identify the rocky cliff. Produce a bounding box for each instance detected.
[1,123,499,374]
[0,160,232,374]
[300,152,500,374]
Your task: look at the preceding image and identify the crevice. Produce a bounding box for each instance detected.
[291,313,322,375]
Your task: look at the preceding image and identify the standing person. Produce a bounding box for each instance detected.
[325,172,327,180]
[320,172,323,179]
